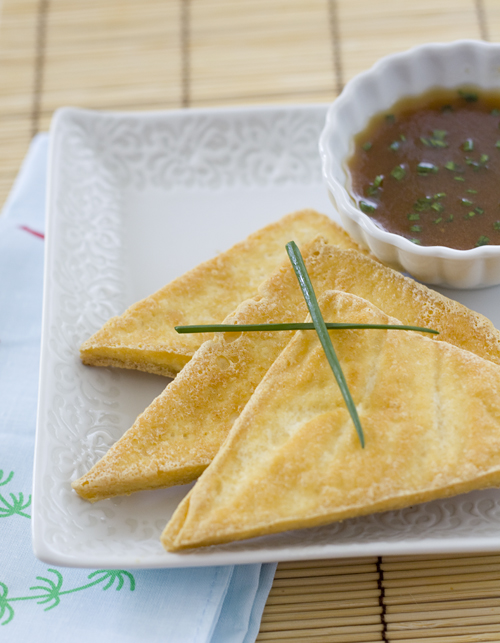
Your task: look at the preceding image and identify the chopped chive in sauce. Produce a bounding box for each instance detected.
[408,213,420,220]
[444,161,461,172]
[391,165,406,180]
[431,202,444,212]
[410,238,422,244]
[420,130,448,148]
[359,201,376,214]
[462,138,474,151]
[385,114,395,123]
[434,192,446,199]
[410,225,422,232]
[434,217,443,224]
[494,221,500,231]
[475,207,485,215]
[466,189,478,194]
[362,141,372,151]
[476,236,490,246]
[458,89,478,102]
[454,176,465,182]
[389,141,401,151]
[496,141,500,149]
[466,211,476,218]
[461,198,474,206]
[417,162,438,175]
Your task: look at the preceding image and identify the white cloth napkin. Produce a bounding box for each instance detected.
[0,134,276,643]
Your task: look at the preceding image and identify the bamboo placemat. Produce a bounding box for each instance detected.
[2,1,500,640]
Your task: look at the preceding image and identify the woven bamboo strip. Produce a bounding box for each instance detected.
[384,570,500,588]
[260,613,382,631]
[257,622,383,641]
[384,577,500,596]
[264,598,380,612]
[258,636,382,643]
[270,581,379,595]
[385,588,500,605]
[387,622,500,639]
[388,635,500,643]
[387,608,500,627]
[266,589,380,604]
[387,598,500,615]
[382,554,500,570]
[275,564,376,578]
[273,572,378,587]
[279,557,378,569]
[262,606,382,621]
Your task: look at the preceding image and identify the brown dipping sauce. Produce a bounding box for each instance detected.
[348,87,500,250]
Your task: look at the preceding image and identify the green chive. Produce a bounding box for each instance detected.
[434,217,443,224]
[360,201,376,214]
[175,323,440,334]
[400,134,406,141]
[480,154,489,165]
[496,141,500,149]
[407,213,420,220]
[454,176,465,182]
[417,162,438,175]
[410,238,422,244]
[475,207,484,215]
[434,192,446,198]
[391,165,406,180]
[389,141,401,151]
[414,197,432,211]
[466,211,476,218]
[444,161,461,172]
[362,141,372,151]
[462,138,474,151]
[447,215,454,222]
[466,189,477,194]
[431,202,444,212]
[476,236,490,246]
[385,114,395,123]
[458,89,478,102]
[461,198,473,206]
[410,225,422,232]
[433,129,447,140]
[286,241,365,448]
[494,221,500,231]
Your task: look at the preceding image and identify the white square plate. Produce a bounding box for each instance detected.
[33,105,500,569]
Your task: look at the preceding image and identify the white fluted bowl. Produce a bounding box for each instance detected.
[320,40,500,289]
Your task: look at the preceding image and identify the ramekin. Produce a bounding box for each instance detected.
[319,40,500,289]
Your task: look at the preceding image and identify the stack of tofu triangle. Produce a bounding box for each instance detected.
[73,209,500,551]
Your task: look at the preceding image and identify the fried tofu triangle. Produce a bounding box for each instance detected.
[80,209,359,378]
[162,291,500,551]
[73,240,500,502]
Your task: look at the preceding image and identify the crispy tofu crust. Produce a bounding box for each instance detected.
[73,240,500,502]
[80,209,363,378]
[162,291,500,551]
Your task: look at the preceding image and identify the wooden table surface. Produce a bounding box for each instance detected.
[3,2,500,641]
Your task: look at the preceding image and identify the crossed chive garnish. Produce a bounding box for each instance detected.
[175,242,439,448]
